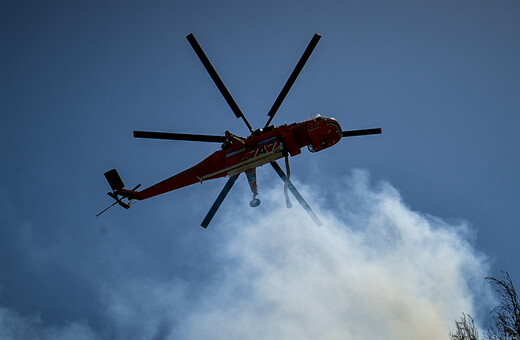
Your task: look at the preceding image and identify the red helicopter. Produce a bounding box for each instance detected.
[98,33,381,228]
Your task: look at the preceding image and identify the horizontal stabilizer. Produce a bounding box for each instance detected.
[104,169,125,191]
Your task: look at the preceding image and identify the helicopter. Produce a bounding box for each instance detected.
[98,33,381,228]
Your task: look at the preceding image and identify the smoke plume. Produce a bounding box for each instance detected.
[1,170,489,339]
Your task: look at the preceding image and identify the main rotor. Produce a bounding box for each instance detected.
[133,33,322,142]
[133,33,380,144]
[187,32,321,134]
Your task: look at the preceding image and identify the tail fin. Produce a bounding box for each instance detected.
[97,169,140,217]
[104,169,125,191]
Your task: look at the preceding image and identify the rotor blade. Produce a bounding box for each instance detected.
[342,128,382,138]
[201,174,239,229]
[264,33,322,129]
[270,161,323,226]
[186,33,254,133]
[133,131,226,143]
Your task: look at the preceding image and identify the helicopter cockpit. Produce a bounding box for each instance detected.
[306,115,343,152]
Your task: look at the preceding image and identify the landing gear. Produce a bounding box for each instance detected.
[246,168,261,208]
[250,194,261,208]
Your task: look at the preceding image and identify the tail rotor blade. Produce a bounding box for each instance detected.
[264,33,321,129]
[270,161,323,226]
[133,131,226,143]
[186,33,254,133]
[342,128,382,138]
[96,200,119,217]
[201,174,239,229]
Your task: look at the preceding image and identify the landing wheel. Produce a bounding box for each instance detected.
[250,198,261,208]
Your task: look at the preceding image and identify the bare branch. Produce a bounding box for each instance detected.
[450,313,480,340]
[486,272,520,340]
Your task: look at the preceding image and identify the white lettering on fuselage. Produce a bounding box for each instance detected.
[245,139,280,160]
[203,139,283,180]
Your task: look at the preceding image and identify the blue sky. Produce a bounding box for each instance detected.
[1,0,519,338]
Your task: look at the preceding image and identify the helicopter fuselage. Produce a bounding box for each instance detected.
[124,115,342,200]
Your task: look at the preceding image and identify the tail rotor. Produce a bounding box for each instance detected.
[97,169,141,217]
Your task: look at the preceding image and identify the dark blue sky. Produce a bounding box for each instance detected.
[1,0,519,338]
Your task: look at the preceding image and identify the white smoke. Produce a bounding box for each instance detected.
[0,170,490,339]
[0,306,98,340]
[97,169,487,339]
[168,169,488,340]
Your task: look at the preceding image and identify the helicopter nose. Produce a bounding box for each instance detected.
[326,118,342,135]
